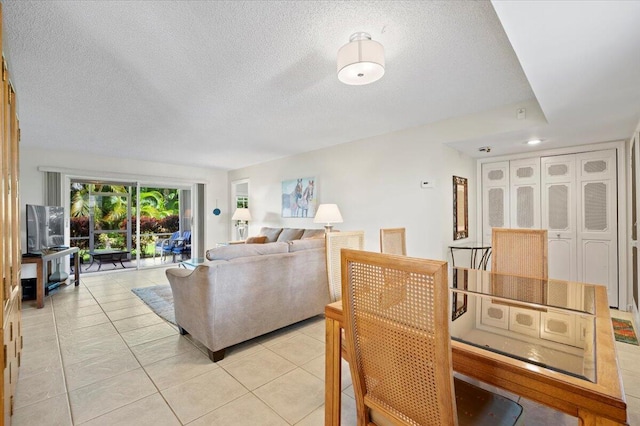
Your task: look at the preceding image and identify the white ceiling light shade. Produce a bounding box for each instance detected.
[337,32,385,85]
[526,139,542,145]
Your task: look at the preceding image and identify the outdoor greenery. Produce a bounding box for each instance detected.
[70,183,180,259]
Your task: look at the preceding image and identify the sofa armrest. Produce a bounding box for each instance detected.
[166,265,219,349]
[166,267,193,279]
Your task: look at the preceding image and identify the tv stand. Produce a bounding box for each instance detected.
[21,247,80,308]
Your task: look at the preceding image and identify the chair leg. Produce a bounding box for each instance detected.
[207,348,225,362]
[178,325,188,335]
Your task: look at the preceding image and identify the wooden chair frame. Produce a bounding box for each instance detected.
[491,228,548,278]
[379,227,406,255]
[340,249,524,425]
[341,249,456,425]
[325,231,365,302]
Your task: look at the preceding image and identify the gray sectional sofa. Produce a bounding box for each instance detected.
[165,227,329,361]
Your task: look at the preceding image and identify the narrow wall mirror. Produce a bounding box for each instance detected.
[453,176,468,240]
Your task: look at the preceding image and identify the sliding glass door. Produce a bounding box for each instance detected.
[70,180,190,272]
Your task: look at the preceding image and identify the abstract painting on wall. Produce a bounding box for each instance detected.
[282,177,316,218]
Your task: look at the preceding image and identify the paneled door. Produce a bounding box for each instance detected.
[542,150,618,304]
[541,155,577,281]
[632,133,640,314]
[0,4,23,420]
[576,150,618,304]
[483,148,619,306]
[510,157,540,229]
[482,161,510,243]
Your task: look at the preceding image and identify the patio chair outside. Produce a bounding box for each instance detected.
[340,249,523,425]
[171,231,192,261]
[155,231,180,261]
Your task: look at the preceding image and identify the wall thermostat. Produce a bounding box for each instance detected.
[421,180,435,188]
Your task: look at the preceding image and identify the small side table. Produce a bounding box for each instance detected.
[449,242,491,270]
[22,247,80,309]
[179,258,207,269]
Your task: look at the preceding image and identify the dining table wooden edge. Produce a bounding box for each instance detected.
[451,341,627,424]
[325,301,343,426]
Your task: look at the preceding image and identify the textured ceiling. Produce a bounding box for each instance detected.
[7,2,639,169]
[3,1,534,169]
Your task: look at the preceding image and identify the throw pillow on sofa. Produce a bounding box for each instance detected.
[245,236,267,244]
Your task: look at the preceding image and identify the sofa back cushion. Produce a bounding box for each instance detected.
[301,229,325,240]
[288,238,325,252]
[206,242,289,260]
[259,227,283,243]
[277,228,305,242]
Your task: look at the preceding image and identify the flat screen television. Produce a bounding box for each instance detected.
[26,204,65,253]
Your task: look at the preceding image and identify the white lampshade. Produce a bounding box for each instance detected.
[337,32,385,86]
[314,204,343,225]
[232,208,252,222]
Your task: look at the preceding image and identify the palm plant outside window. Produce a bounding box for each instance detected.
[70,182,181,268]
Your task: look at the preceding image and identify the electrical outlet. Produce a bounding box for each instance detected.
[517,108,526,120]
[421,180,435,188]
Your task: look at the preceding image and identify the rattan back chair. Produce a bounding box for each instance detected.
[491,228,548,278]
[341,249,524,426]
[379,227,406,255]
[326,231,365,302]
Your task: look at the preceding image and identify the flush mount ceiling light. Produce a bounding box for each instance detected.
[526,139,543,145]
[337,32,385,85]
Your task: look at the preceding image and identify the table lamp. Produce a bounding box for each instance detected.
[314,204,343,233]
[232,208,252,239]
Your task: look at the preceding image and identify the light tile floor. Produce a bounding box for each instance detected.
[12,267,640,425]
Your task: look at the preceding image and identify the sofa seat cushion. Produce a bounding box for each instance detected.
[206,242,289,260]
[277,228,305,242]
[259,227,283,243]
[301,229,325,239]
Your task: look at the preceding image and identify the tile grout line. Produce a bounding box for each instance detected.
[78,276,180,425]
[53,278,160,425]
[82,268,199,425]
[50,284,80,425]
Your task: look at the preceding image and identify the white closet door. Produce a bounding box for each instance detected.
[541,155,577,281]
[631,133,640,314]
[482,161,510,243]
[510,158,540,229]
[576,150,618,303]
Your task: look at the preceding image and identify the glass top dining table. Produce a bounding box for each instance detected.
[449,267,596,382]
[324,265,627,426]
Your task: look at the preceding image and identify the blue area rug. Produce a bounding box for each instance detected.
[131,285,176,325]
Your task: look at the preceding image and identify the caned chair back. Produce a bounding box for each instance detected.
[326,231,365,302]
[379,227,406,255]
[491,228,548,278]
[341,249,456,425]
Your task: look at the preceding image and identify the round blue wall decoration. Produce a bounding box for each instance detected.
[213,208,221,216]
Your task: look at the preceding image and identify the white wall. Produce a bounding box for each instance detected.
[229,125,477,261]
[20,148,229,253]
